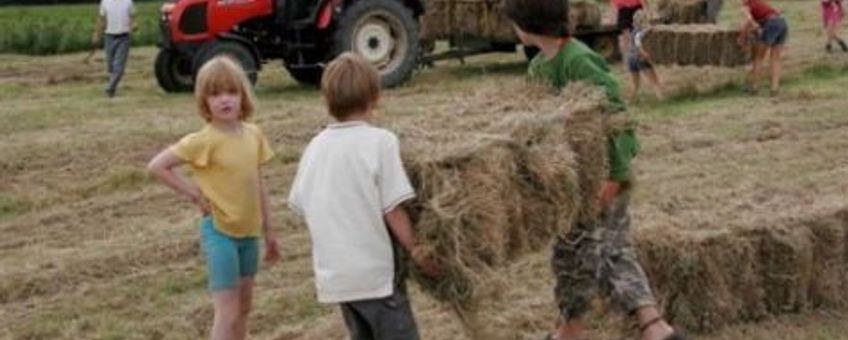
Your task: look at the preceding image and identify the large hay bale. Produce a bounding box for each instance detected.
[419,0,602,43]
[637,208,848,332]
[392,84,614,311]
[642,24,750,67]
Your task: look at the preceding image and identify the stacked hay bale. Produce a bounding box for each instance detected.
[654,0,710,24]
[419,0,602,43]
[640,24,750,67]
[387,83,614,314]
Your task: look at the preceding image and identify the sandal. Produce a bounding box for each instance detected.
[640,317,687,340]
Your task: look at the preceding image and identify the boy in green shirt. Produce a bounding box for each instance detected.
[506,1,685,339]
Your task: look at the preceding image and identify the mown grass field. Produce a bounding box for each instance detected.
[1,0,848,339]
[0,1,160,55]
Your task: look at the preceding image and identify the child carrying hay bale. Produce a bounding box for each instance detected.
[398,84,608,310]
[641,24,751,67]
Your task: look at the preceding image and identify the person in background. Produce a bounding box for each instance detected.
[627,9,665,100]
[822,0,847,52]
[738,0,789,96]
[612,0,646,65]
[94,0,136,97]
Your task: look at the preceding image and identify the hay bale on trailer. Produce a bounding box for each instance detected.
[419,0,604,43]
[654,0,709,24]
[389,83,616,312]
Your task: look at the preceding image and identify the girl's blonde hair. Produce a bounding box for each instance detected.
[194,56,255,122]
[633,9,651,29]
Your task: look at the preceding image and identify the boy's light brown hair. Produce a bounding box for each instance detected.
[194,56,256,122]
[321,52,381,120]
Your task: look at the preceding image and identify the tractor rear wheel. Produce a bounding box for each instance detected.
[154,49,194,93]
[332,0,419,87]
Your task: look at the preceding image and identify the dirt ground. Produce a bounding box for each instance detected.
[2,0,848,339]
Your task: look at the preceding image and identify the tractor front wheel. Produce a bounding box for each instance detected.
[332,0,419,87]
[154,49,194,93]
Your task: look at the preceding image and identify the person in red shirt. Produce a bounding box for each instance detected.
[822,0,847,52]
[613,0,646,64]
[738,0,789,95]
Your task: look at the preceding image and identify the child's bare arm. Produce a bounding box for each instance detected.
[147,149,210,214]
[258,171,280,263]
[385,206,440,277]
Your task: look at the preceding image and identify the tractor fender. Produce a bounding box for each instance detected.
[197,33,263,71]
[317,0,424,29]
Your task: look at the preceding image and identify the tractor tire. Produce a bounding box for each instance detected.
[194,40,259,85]
[332,0,419,88]
[155,49,194,93]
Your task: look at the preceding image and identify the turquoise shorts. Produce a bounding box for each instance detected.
[200,216,259,291]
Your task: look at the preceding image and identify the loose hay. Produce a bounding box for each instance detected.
[385,83,615,315]
[642,24,750,67]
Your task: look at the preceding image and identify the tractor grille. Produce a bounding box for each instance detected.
[179,3,207,35]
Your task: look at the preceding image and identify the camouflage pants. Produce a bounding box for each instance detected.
[551,192,655,320]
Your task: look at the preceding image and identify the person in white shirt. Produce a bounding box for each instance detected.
[94,0,135,97]
[287,52,440,340]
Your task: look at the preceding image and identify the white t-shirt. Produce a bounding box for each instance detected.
[99,0,136,35]
[287,121,415,303]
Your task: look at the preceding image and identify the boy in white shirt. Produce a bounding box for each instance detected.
[287,52,439,340]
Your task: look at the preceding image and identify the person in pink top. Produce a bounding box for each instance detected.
[613,0,646,64]
[822,0,847,52]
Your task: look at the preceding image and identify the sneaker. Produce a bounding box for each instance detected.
[839,40,848,52]
[105,89,116,98]
[826,43,834,53]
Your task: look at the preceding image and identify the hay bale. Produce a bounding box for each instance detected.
[570,0,602,31]
[692,29,711,66]
[642,24,750,67]
[419,0,602,43]
[654,0,709,24]
[759,226,814,314]
[419,0,452,40]
[393,83,613,310]
[637,208,848,332]
[807,216,847,308]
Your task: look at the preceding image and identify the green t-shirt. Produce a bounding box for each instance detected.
[528,39,638,182]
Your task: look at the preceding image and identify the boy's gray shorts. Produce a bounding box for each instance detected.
[340,288,420,340]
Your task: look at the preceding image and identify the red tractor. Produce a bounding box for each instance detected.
[154,0,423,92]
